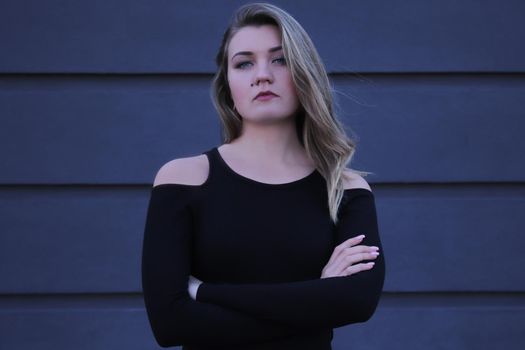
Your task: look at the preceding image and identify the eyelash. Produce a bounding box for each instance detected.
[235,57,287,69]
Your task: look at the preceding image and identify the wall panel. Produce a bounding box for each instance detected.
[1,75,524,183]
[1,294,523,350]
[1,0,524,73]
[1,186,523,293]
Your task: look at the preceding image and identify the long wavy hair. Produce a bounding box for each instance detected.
[211,2,367,224]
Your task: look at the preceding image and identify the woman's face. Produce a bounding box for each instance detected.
[227,25,300,124]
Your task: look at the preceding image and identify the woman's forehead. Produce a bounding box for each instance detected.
[228,25,282,57]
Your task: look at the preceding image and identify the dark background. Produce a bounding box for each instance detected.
[1,0,524,349]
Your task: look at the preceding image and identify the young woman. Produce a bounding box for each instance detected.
[141,3,385,350]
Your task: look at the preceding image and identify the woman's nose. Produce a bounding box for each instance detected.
[253,62,274,85]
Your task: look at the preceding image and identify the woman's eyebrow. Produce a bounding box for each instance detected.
[231,46,283,60]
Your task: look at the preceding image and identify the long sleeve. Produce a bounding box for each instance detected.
[141,185,304,347]
[196,189,385,329]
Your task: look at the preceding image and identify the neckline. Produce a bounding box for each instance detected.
[213,147,319,188]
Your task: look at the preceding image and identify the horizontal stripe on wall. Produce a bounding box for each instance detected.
[1,0,524,73]
[0,293,523,350]
[0,308,157,350]
[334,297,525,350]
[1,185,523,293]
[377,185,525,291]
[1,74,524,183]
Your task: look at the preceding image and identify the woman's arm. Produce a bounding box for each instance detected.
[142,186,306,347]
[196,189,385,329]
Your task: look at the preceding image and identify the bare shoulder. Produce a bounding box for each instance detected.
[342,169,372,192]
[153,154,209,187]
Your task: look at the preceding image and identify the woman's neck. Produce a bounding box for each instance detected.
[227,119,309,166]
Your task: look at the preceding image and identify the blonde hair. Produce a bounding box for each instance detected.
[211,2,368,224]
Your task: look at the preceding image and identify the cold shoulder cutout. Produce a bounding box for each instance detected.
[153,154,209,187]
[342,170,372,192]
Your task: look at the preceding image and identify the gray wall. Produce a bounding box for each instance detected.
[1,0,524,349]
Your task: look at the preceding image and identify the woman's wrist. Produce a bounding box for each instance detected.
[188,275,203,300]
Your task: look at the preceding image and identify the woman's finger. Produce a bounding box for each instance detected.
[323,248,378,277]
[331,251,379,275]
[344,262,375,276]
[325,234,365,266]
[329,245,378,272]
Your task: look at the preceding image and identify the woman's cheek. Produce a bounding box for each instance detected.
[229,75,245,104]
[230,85,246,110]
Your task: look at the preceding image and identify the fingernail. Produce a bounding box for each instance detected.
[370,246,379,251]
[371,252,380,256]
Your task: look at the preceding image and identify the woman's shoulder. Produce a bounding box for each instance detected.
[342,169,372,192]
[153,154,209,187]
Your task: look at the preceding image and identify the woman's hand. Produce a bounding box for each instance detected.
[321,235,379,278]
[188,275,203,300]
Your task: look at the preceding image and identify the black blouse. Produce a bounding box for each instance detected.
[141,147,385,349]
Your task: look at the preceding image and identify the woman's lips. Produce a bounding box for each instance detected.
[255,92,278,101]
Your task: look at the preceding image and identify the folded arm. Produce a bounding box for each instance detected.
[141,186,306,347]
[196,189,385,329]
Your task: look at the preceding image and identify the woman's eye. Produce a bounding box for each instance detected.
[234,57,286,69]
[273,57,286,65]
[235,61,252,69]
